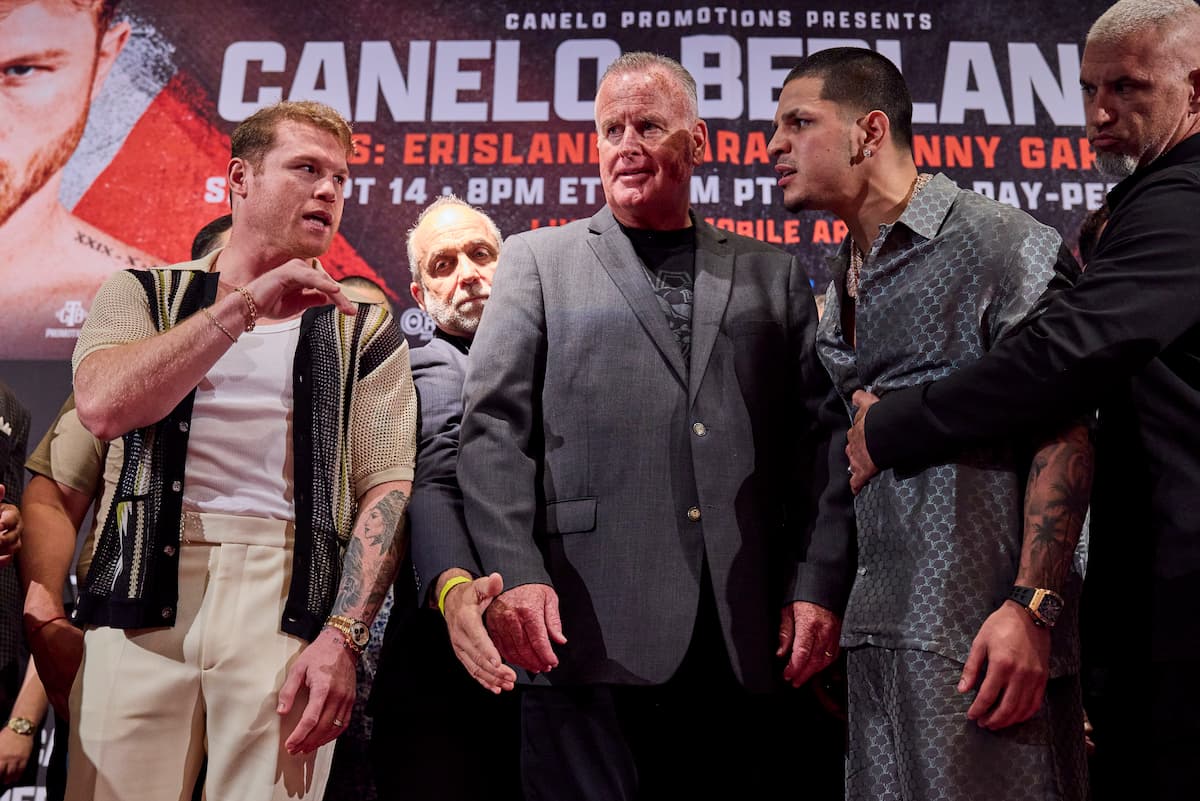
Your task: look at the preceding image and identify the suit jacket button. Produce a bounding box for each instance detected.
[692,422,707,437]
[687,506,701,522]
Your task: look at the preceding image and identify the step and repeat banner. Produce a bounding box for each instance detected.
[4,0,1113,366]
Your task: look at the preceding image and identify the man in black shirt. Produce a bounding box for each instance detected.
[844,2,1200,798]
[458,51,849,800]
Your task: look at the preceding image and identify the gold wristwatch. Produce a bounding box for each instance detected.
[325,614,370,655]
[1008,586,1065,628]
[6,717,34,736]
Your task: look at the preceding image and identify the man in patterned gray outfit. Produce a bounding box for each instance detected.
[769,48,1093,800]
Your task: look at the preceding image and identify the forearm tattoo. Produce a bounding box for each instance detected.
[1020,424,1094,590]
[332,488,410,622]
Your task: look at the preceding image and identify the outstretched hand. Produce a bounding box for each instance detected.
[444,572,517,693]
[484,583,566,674]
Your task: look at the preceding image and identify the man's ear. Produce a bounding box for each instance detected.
[691,119,709,165]
[410,281,427,312]
[90,21,132,102]
[1188,67,1200,113]
[860,110,892,155]
[228,158,250,200]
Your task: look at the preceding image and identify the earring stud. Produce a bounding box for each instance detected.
[863,148,873,158]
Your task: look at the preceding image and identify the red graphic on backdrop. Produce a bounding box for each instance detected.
[72,73,389,294]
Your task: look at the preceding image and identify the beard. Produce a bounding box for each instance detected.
[1094,150,1139,180]
[0,105,89,227]
[423,284,488,336]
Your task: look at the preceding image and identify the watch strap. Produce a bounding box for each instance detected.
[1008,585,1036,608]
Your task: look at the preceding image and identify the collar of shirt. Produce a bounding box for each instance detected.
[433,327,471,355]
[827,172,958,294]
[1107,131,1200,210]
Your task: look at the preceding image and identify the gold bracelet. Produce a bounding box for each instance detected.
[324,614,369,655]
[201,307,236,343]
[235,286,258,332]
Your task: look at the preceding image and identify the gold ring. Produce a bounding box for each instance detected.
[333,718,345,727]
[824,650,834,658]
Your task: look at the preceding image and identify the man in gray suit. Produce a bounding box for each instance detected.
[459,52,851,799]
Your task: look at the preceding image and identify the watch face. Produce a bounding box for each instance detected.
[8,718,32,735]
[1037,593,1064,625]
[350,621,370,647]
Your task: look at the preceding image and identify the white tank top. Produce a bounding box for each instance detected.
[182,317,301,520]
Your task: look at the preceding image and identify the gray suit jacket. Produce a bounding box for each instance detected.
[459,207,854,691]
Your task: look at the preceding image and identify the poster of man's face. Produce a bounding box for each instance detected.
[2,1,102,227]
[0,0,160,360]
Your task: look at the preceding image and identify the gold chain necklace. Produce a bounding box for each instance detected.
[846,173,933,300]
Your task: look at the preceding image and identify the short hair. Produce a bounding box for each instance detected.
[61,0,120,36]
[1076,205,1110,268]
[230,101,354,171]
[338,275,394,315]
[191,214,233,260]
[1089,0,1200,46]
[599,51,699,120]
[96,0,119,28]
[406,195,503,288]
[782,47,914,151]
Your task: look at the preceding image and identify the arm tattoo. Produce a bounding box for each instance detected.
[1019,424,1094,590]
[332,488,410,622]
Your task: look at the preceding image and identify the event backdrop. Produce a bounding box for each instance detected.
[7,0,1115,356]
[2,0,1119,472]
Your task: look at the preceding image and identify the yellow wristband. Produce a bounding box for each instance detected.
[437,576,473,617]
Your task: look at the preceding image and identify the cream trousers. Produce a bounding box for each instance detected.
[66,511,335,801]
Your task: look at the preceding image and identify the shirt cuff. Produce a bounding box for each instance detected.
[354,467,414,500]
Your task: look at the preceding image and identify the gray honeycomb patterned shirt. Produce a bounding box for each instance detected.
[816,173,1082,677]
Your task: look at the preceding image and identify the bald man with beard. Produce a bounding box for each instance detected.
[367,196,522,801]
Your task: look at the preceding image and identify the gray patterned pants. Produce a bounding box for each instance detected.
[846,646,1088,801]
